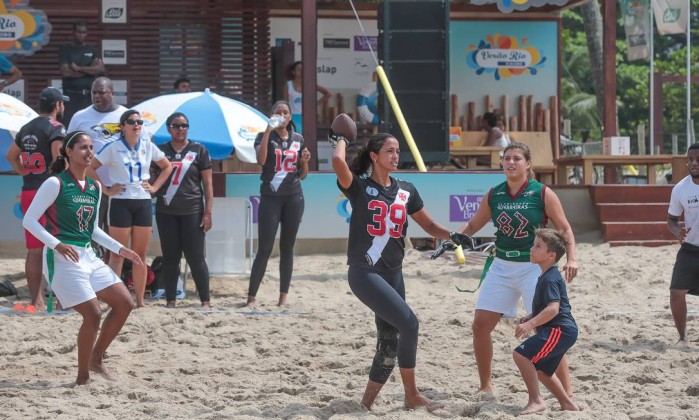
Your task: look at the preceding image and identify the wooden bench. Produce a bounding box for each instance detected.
[450,131,556,183]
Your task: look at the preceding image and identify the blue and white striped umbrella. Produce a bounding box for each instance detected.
[134,88,268,162]
[0,92,39,172]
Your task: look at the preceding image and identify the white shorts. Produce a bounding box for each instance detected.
[475,257,541,318]
[43,244,122,309]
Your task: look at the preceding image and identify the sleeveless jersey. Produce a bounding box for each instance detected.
[287,80,303,114]
[339,174,423,271]
[155,141,212,216]
[14,116,66,191]
[255,130,305,196]
[45,172,100,245]
[488,179,547,262]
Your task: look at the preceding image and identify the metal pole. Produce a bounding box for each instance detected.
[687,0,692,147]
[650,1,655,155]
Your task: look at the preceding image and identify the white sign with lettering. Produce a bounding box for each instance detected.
[102,39,127,65]
[102,0,127,24]
[1,79,24,103]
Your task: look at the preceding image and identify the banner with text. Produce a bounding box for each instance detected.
[269,17,378,90]
[652,0,687,35]
[450,20,557,120]
[225,172,504,239]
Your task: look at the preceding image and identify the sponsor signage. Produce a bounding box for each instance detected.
[102,39,127,65]
[102,0,127,24]
[323,38,350,49]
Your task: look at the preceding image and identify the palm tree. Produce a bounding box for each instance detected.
[579,0,605,124]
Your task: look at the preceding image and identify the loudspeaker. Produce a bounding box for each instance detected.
[378,0,449,164]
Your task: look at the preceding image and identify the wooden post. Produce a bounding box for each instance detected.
[451,94,459,127]
[527,95,534,132]
[519,96,527,132]
[467,101,476,131]
[485,95,492,113]
[550,96,560,162]
[509,116,518,132]
[501,95,509,130]
[328,107,338,123]
[535,103,544,131]
[337,93,344,115]
[321,101,329,124]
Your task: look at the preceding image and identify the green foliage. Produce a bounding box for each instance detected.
[563,1,699,147]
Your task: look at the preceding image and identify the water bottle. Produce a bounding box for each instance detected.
[269,114,284,128]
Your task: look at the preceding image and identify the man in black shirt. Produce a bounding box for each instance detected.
[59,21,105,126]
[5,87,68,310]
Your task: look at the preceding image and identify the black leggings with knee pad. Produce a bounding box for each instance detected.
[348,265,419,384]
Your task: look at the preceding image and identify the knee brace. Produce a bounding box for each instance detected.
[369,329,398,384]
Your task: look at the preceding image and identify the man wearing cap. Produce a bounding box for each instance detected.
[5,87,68,311]
[59,20,105,126]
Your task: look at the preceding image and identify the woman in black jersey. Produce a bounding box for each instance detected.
[331,132,472,411]
[245,100,310,308]
[154,112,213,308]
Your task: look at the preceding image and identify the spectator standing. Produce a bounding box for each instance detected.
[282,61,331,134]
[59,21,106,125]
[5,87,69,310]
[69,77,128,235]
[0,55,22,91]
[90,110,172,308]
[245,101,309,308]
[173,77,191,93]
[154,113,213,308]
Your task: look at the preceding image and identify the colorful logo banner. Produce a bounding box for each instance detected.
[466,33,546,80]
[0,0,51,56]
[471,0,569,13]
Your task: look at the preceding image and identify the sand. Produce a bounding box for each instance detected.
[1,239,699,419]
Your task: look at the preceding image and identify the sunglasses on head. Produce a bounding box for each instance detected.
[125,119,144,126]
[169,123,189,129]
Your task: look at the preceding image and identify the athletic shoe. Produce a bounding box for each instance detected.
[176,289,186,300]
[151,289,166,299]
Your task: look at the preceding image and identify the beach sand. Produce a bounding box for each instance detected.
[1,240,698,419]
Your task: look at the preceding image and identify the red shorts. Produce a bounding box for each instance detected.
[21,189,46,249]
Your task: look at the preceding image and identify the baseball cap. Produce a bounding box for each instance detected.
[39,87,70,104]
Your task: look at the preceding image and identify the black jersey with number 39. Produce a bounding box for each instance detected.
[255,130,305,196]
[339,174,423,271]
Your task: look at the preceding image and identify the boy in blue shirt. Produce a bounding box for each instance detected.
[513,228,579,415]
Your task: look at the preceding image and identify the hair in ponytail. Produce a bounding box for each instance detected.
[349,133,394,176]
[50,131,90,174]
[502,142,536,179]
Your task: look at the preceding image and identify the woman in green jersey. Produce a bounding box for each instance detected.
[453,142,578,397]
[23,131,143,385]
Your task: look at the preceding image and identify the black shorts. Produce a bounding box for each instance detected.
[514,326,577,376]
[671,243,699,295]
[109,198,153,228]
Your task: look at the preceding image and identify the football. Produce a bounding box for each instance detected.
[330,113,357,142]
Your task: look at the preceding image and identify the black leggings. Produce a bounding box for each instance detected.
[348,265,419,384]
[248,192,304,297]
[156,212,210,302]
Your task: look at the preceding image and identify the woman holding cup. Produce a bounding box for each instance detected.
[245,100,310,308]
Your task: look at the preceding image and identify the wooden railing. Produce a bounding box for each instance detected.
[556,155,685,185]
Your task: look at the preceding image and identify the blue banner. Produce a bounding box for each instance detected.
[226,172,504,239]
